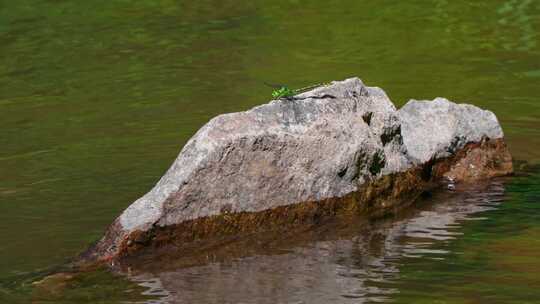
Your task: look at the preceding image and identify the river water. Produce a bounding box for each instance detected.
[1,1,539,303]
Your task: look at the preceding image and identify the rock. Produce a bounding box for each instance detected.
[31,272,76,299]
[80,78,512,265]
[399,98,513,182]
[399,98,504,164]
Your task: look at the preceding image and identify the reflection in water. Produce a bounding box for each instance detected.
[127,181,507,304]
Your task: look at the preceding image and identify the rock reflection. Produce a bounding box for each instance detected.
[126,180,507,304]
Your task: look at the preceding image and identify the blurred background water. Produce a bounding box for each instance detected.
[1,0,539,303]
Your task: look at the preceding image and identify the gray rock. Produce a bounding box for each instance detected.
[120,78,409,232]
[83,77,511,263]
[399,98,504,164]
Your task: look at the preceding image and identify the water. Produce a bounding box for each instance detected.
[1,0,539,302]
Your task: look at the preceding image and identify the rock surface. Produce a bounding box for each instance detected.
[399,98,504,165]
[82,77,513,264]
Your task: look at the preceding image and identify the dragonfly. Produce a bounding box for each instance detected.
[264,82,326,100]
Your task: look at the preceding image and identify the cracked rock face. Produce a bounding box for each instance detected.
[82,77,512,264]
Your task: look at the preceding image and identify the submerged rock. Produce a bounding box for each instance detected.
[81,78,512,265]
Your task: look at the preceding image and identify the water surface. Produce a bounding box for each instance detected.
[1,0,539,303]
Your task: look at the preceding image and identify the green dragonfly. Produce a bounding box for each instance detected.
[265,82,326,100]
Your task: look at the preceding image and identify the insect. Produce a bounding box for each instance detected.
[265,82,326,100]
[271,85,297,99]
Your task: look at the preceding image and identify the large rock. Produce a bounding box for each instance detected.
[81,78,512,265]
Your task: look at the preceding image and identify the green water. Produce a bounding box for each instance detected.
[1,0,539,303]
